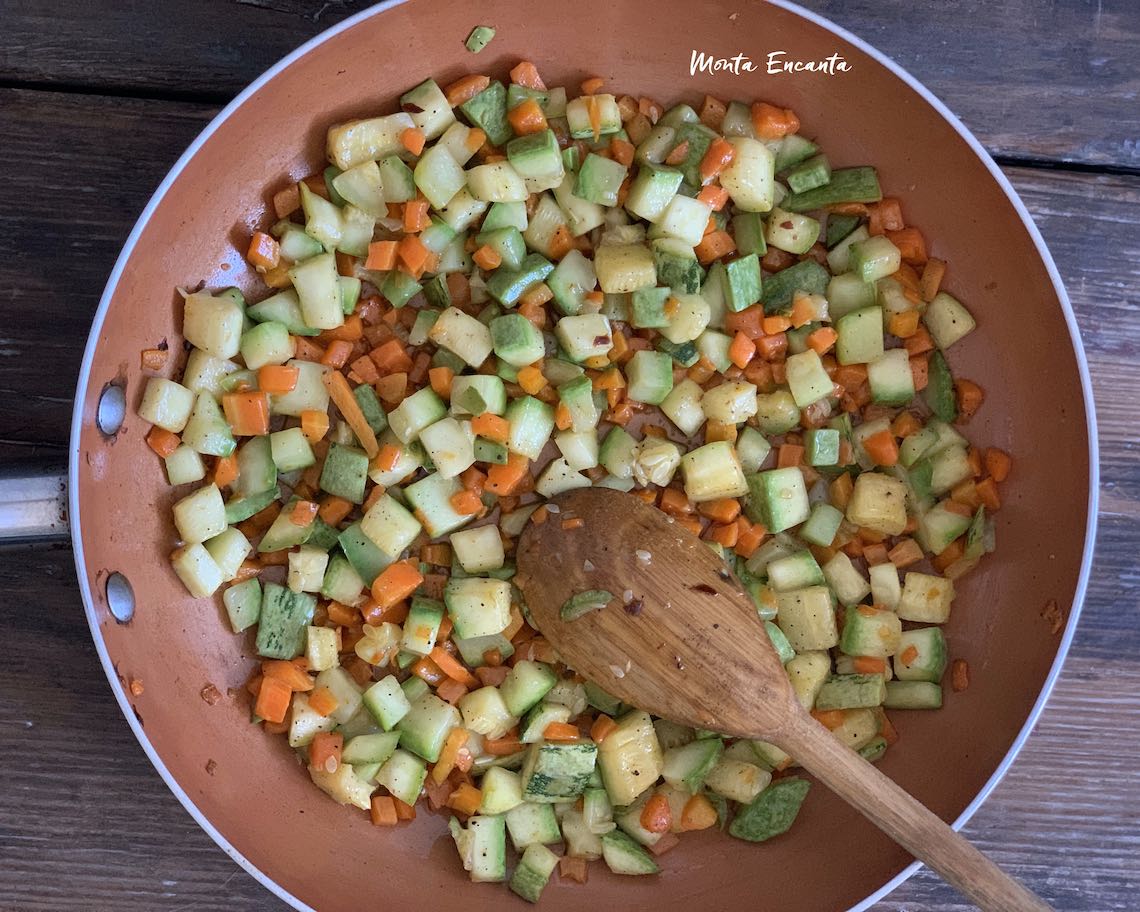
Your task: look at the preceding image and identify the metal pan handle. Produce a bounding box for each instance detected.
[0,463,69,542]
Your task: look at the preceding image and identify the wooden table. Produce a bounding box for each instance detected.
[1,1,1136,908]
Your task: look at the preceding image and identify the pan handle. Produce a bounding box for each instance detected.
[0,463,69,542]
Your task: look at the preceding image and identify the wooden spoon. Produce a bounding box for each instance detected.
[516,487,1050,912]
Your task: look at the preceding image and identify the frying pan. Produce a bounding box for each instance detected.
[66,0,1098,908]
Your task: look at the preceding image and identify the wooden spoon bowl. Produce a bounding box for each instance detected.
[517,487,1051,911]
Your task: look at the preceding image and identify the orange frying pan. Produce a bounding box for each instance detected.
[63,1,1097,909]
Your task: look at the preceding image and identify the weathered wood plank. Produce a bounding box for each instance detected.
[0,541,1135,910]
[0,0,1136,168]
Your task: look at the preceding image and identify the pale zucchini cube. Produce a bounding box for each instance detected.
[704,757,772,804]
[289,252,343,331]
[535,457,591,498]
[659,293,711,344]
[681,440,749,502]
[288,692,338,748]
[172,483,227,544]
[419,416,476,478]
[720,138,776,212]
[775,586,839,651]
[467,162,529,203]
[593,244,656,294]
[429,306,494,368]
[555,313,613,363]
[459,686,517,739]
[138,377,195,433]
[598,710,663,807]
[183,292,243,360]
[869,562,902,611]
[450,525,506,573]
[439,187,490,232]
[555,430,599,471]
[170,542,224,597]
[785,349,834,407]
[846,472,909,536]
[164,445,207,485]
[822,552,871,607]
[658,194,713,246]
[923,292,977,350]
[315,667,364,724]
[310,761,377,811]
[785,651,832,710]
[331,161,386,217]
[326,112,415,170]
[897,572,955,623]
[660,378,707,436]
[305,626,341,672]
[566,94,622,139]
[388,387,448,444]
[360,494,422,560]
[445,577,512,638]
[288,545,330,593]
[701,380,758,424]
[182,349,239,398]
[437,121,481,167]
[269,360,330,417]
[204,525,252,582]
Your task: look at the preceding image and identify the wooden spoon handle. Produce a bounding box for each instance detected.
[778,714,1051,911]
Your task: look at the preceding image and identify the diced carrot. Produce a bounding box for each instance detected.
[777,444,805,468]
[812,708,847,730]
[429,366,454,399]
[640,793,673,833]
[509,61,546,90]
[548,224,574,260]
[697,498,741,524]
[246,231,280,271]
[261,659,315,692]
[559,856,589,883]
[365,240,399,271]
[516,364,547,395]
[853,656,887,675]
[951,659,970,692]
[436,678,468,705]
[659,488,694,516]
[140,347,168,371]
[888,310,921,339]
[735,521,767,558]
[956,378,985,420]
[679,793,718,831]
[146,426,181,458]
[696,184,730,211]
[447,783,483,816]
[830,472,854,510]
[309,731,343,772]
[399,127,426,156]
[581,76,604,95]
[802,326,837,356]
[698,137,736,183]
[307,686,339,717]
[371,560,423,609]
[431,727,471,784]
[255,364,298,395]
[470,412,511,445]
[920,258,947,303]
[483,734,523,756]
[726,330,757,369]
[393,797,417,821]
[590,714,617,743]
[319,339,352,370]
[888,538,924,569]
[222,391,270,436]
[898,644,920,666]
[472,244,503,271]
[707,522,739,549]
[975,476,1001,510]
[322,370,379,458]
[376,372,409,405]
[862,429,899,467]
[751,102,800,139]
[609,137,636,168]
[370,795,399,826]
[887,227,927,265]
[507,98,548,136]
[287,499,318,527]
[272,183,301,219]
[985,447,1012,483]
[403,198,431,233]
[554,400,573,430]
[445,489,480,516]
[543,721,582,742]
[904,326,935,357]
[694,229,735,264]
[254,676,292,725]
[561,516,584,530]
[932,538,966,573]
[445,74,491,106]
[699,94,727,131]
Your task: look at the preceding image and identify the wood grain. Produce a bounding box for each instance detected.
[0,1,1137,168]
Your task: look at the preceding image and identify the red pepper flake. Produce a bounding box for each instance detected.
[200,683,223,705]
[951,659,970,693]
[128,678,144,697]
[205,759,218,776]
[691,583,718,596]
[593,335,612,346]
[624,597,644,616]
